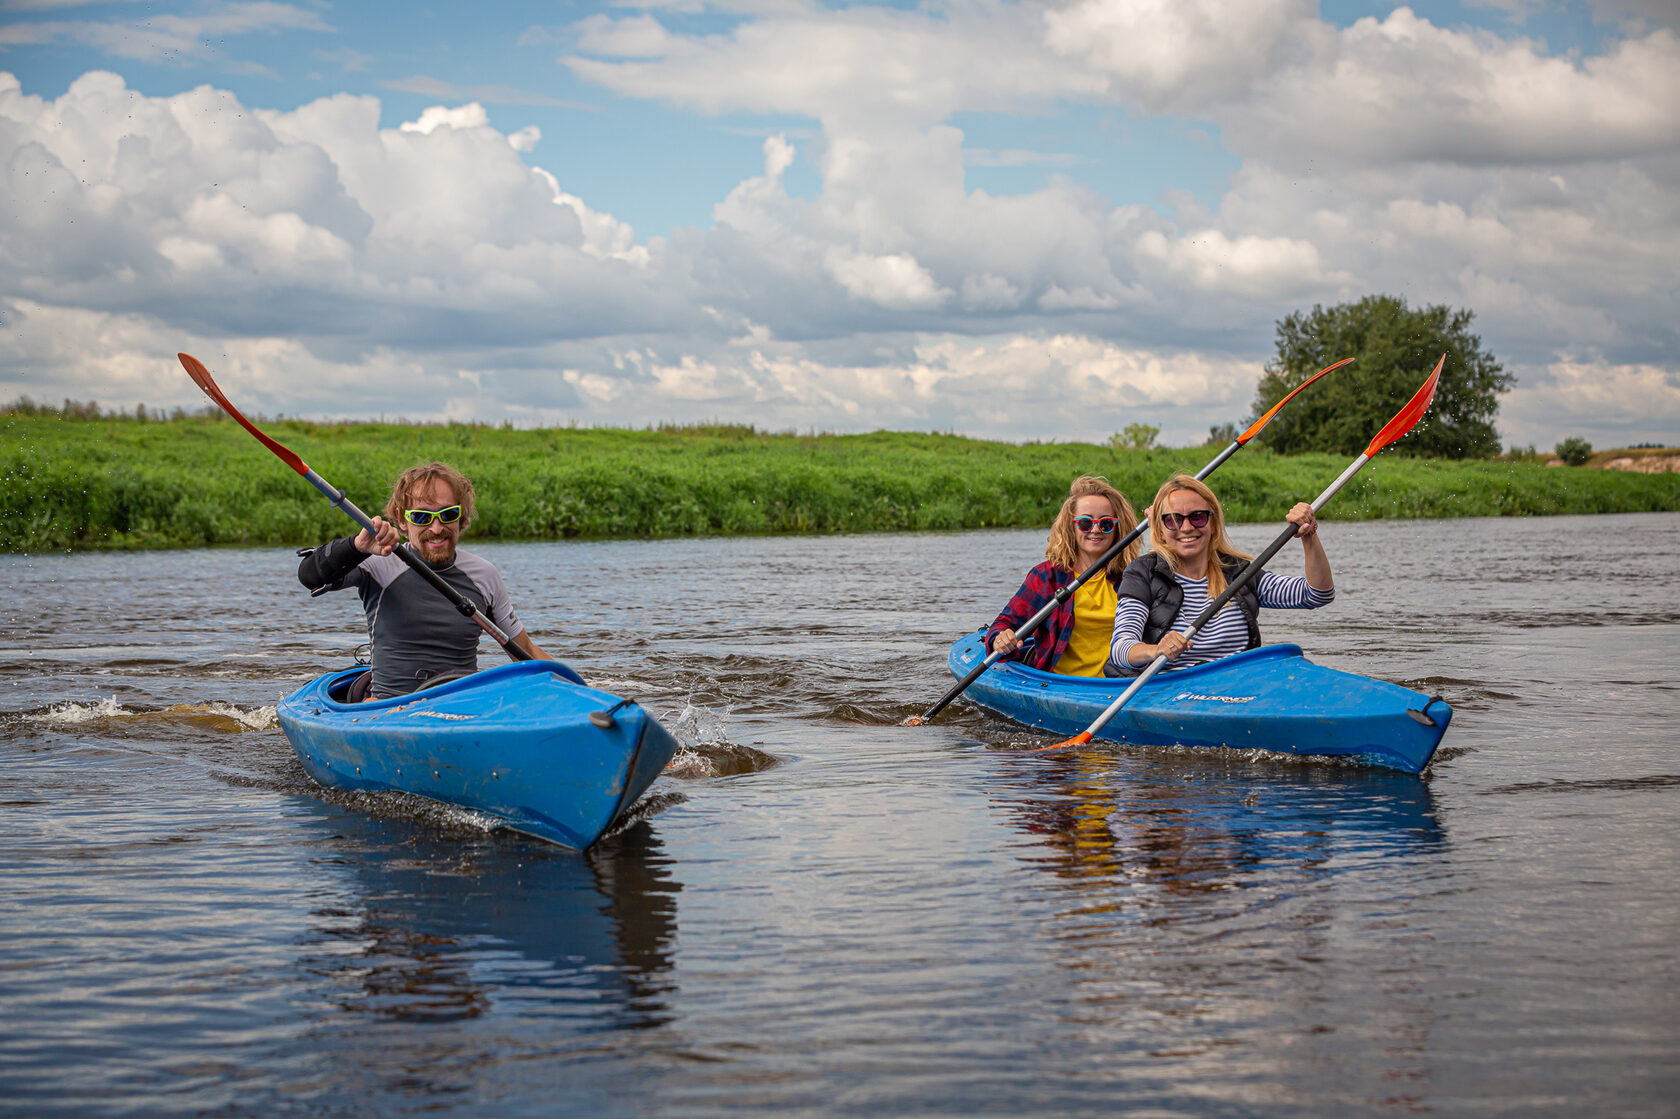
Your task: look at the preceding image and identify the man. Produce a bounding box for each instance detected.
[298,461,550,699]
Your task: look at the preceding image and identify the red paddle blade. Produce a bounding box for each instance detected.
[1238,356,1354,445]
[1363,353,1445,459]
[900,715,927,726]
[178,353,310,476]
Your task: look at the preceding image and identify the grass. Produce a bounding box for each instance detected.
[3,413,1677,552]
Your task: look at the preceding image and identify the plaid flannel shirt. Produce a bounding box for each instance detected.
[986,560,1112,672]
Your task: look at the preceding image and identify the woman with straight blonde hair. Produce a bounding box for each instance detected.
[1106,474,1334,676]
[985,475,1141,676]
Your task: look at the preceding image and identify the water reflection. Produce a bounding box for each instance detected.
[294,802,681,1031]
[989,749,1451,1099]
[998,750,1445,897]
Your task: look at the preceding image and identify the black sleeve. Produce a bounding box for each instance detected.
[298,536,370,591]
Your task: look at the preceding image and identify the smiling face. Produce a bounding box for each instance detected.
[1069,494,1118,568]
[403,477,462,566]
[1158,487,1214,571]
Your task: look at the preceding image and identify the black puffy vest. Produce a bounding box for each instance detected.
[1112,552,1261,671]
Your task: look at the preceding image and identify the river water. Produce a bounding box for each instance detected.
[2,513,1677,1116]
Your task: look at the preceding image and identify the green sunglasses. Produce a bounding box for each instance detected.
[403,505,463,526]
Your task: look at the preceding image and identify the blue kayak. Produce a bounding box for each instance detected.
[276,660,680,849]
[947,633,1450,774]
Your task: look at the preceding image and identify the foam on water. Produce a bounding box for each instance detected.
[28,696,279,732]
[660,701,780,778]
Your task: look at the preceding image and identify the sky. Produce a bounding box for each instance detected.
[1,0,1677,450]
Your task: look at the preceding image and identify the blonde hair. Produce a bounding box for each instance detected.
[384,462,477,532]
[1146,474,1250,598]
[1045,475,1140,578]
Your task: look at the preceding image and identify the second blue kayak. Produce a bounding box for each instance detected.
[947,632,1450,774]
[276,659,679,849]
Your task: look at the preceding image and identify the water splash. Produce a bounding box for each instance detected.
[661,701,779,778]
[668,701,732,748]
[27,697,279,732]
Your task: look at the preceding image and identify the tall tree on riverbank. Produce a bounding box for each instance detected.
[1254,295,1513,458]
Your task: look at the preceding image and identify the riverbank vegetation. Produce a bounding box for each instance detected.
[5,409,1676,552]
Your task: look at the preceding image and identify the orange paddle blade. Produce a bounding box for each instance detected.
[900,715,926,727]
[1238,356,1354,445]
[178,353,310,476]
[1363,354,1445,458]
[1030,731,1092,754]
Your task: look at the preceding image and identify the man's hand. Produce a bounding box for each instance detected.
[355,516,400,556]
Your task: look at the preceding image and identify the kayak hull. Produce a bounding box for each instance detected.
[276,660,679,849]
[948,633,1449,774]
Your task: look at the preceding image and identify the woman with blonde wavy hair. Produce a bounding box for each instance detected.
[1107,474,1334,676]
[985,475,1141,677]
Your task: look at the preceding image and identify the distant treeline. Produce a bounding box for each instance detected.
[3,410,1677,552]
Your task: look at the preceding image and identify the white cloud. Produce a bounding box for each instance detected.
[1136,228,1344,298]
[824,250,949,310]
[1227,13,1680,166]
[399,103,491,134]
[1501,359,1680,447]
[0,2,331,64]
[5,0,1680,451]
[507,125,541,153]
[1044,0,1319,112]
[565,4,1087,127]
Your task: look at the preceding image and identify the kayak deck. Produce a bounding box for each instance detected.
[948,633,1450,774]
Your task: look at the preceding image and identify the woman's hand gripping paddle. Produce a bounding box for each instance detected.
[1037,354,1444,753]
[177,352,531,662]
[903,356,1355,726]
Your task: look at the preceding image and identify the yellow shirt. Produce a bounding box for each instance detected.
[1051,574,1117,677]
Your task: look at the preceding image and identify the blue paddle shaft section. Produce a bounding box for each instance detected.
[948,633,1449,774]
[276,659,678,848]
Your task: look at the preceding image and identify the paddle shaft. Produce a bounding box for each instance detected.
[176,353,530,661]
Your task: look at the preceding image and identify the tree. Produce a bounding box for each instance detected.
[1555,437,1592,465]
[1109,422,1159,450]
[1254,295,1514,458]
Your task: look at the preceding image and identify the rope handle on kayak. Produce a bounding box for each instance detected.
[588,697,638,730]
[1407,695,1445,727]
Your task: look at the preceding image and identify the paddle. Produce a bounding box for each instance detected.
[904,356,1354,725]
[177,352,532,662]
[1039,353,1445,753]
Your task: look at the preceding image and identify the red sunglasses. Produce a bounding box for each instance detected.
[1072,515,1119,534]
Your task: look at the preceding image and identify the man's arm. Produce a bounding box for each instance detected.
[299,517,401,590]
[512,630,553,661]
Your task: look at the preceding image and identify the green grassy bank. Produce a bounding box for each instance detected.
[4,413,1677,552]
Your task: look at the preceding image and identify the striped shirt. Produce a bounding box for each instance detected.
[1110,570,1334,672]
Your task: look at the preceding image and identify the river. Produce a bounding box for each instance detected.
[2,512,1677,1115]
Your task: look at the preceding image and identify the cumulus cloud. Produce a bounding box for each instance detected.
[1501,358,1680,447]
[1226,13,1680,166]
[4,0,1680,448]
[1044,0,1320,113]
